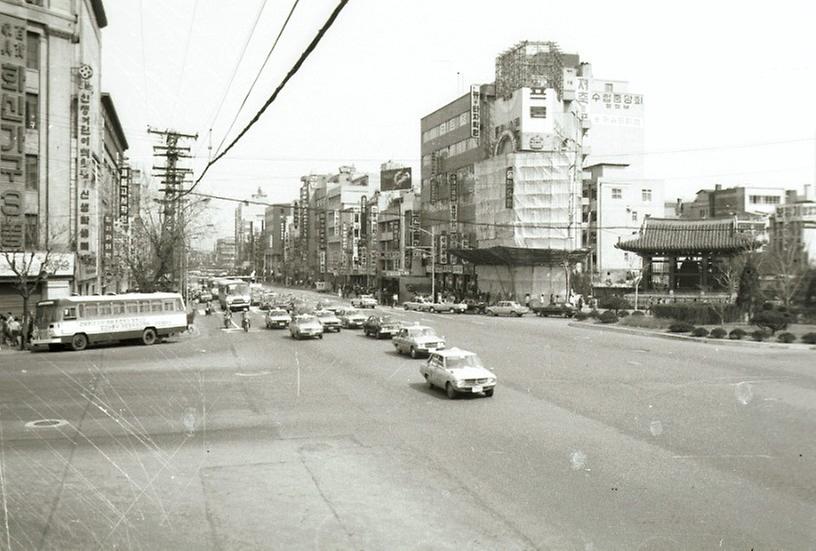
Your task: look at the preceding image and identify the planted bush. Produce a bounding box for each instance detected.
[617,310,630,318]
[598,310,618,324]
[619,315,671,330]
[630,310,645,317]
[776,332,796,343]
[751,310,792,335]
[668,321,694,333]
[574,311,589,321]
[801,332,816,345]
[652,302,741,324]
[691,327,709,337]
[598,296,632,313]
[729,328,747,340]
[750,329,769,342]
[588,309,600,319]
[709,327,727,339]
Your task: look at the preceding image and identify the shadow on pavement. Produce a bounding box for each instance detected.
[408,382,485,400]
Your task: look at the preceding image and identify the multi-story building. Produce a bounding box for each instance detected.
[422,41,588,301]
[769,187,816,268]
[0,0,109,308]
[233,187,267,273]
[214,238,236,271]
[583,163,664,286]
[99,92,128,292]
[263,204,291,282]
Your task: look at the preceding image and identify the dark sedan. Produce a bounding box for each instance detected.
[363,315,401,339]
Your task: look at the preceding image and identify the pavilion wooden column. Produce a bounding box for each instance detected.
[701,255,709,291]
[643,256,653,290]
[668,256,677,290]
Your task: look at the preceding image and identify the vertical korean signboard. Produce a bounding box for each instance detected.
[470,84,480,139]
[505,166,514,209]
[0,15,26,250]
[118,163,130,223]
[76,63,96,275]
[318,210,326,273]
[299,186,309,240]
[448,173,458,232]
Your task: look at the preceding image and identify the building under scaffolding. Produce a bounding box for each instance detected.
[495,41,569,99]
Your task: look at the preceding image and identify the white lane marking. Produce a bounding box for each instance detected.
[672,454,774,459]
[235,371,271,377]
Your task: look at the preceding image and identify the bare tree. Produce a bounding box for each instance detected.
[767,225,808,307]
[1,250,71,349]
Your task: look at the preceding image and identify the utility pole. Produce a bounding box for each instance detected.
[148,127,198,295]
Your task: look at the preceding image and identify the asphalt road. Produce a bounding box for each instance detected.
[0,286,814,550]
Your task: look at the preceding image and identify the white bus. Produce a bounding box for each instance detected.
[216,279,251,311]
[31,293,187,351]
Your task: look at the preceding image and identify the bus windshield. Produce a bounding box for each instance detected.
[227,283,249,296]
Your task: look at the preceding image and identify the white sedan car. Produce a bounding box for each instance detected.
[351,294,378,308]
[485,301,530,317]
[420,348,496,399]
[403,297,432,311]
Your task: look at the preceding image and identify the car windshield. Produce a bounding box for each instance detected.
[378,316,394,323]
[408,327,436,337]
[297,316,317,323]
[446,355,484,369]
[315,311,335,318]
[269,309,288,316]
[345,309,360,316]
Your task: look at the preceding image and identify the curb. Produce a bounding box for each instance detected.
[568,321,816,351]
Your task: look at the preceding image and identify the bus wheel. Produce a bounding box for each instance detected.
[71,333,88,351]
[142,328,158,346]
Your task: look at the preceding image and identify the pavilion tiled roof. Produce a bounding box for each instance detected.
[615,217,757,255]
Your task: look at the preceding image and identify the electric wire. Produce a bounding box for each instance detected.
[171,0,200,126]
[185,0,351,198]
[213,0,302,158]
[197,0,270,159]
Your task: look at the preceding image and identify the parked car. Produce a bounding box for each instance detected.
[351,294,378,308]
[531,302,576,318]
[336,307,367,329]
[427,299,467,314]
[289,315,324,340]
[485,301,529,317]
[393,324,446,358]
[462,298,487,314]
[264,308,291,329]
[420,348,496,399]
[403,296,432,311]
[363,315,401,339]
[199,290,213,303]
[314,309,342,332]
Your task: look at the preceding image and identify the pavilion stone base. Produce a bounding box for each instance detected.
[476,265,568,302]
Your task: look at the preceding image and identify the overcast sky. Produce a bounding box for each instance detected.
[100,0,816,249]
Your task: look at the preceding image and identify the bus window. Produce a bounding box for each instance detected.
[62,307,77,321]
[112,302,124,315]
[98,302,112,317]
[150,301,163,312]
[126,302,139,314]
[139,301,151,313]
[84,303,98,318]
[175,299,183,311]
[163,300,175,311]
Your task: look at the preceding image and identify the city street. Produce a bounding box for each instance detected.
[0,287,814,549]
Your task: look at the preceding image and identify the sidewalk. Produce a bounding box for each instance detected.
[569,320,816,351]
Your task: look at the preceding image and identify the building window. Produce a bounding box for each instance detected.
[642,189,652,202]
[458,112,468,126]
[25,93,38,129]
[26,32,39,70]
[530,106,547,118]
[632,211,638,222]
[24,214,38,247]
[25,155,37,190]
[605,83,614,93]
[611,188,622,199]
[749,195,781,205]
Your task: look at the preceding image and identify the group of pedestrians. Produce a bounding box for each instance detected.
[0,312,30,350]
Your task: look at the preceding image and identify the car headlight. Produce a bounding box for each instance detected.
[453,379,465,387]
[487,378,496,384]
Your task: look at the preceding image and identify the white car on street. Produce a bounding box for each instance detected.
[485,301,530,317]
[420,348,496,399]
[403,296,432,311]
[336,307,367,329]
[427,299,467,314]
[351,294,378,308]
[393,324,446,358]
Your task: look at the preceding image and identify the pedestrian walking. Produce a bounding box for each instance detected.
[524,293,531,308]
[392,292,398,308]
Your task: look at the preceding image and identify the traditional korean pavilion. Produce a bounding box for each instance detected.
[615,217,757,301]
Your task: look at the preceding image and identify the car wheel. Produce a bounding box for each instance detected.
[484,388,494,397]
[445,383,457,399]
[516,312,523,317]
[410,346,417,359]
[71,333,88,351]
[142,328,158,346]
[376,331,382,339]
[318,334,323,339]
[404,305,409,310]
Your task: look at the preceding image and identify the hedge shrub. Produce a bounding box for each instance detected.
[751,310,792,335]
[729,328,747,340]
[668,321,694,333]
[691,327,709,337]
[630,310,645,317]
[574,311,589,321]
[652,302,741,324]
[776,332,796,343]
[709,327,727,339]
[801,332,816,345]
[588,309,600,319]
[617,310,630,318]
[598,310,618,324]
[598,296,632,312]
[750,329,769,342]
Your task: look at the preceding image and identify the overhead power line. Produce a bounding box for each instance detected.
[187,0,350,198]
[199,0,269,156]
[213,0,302,158]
